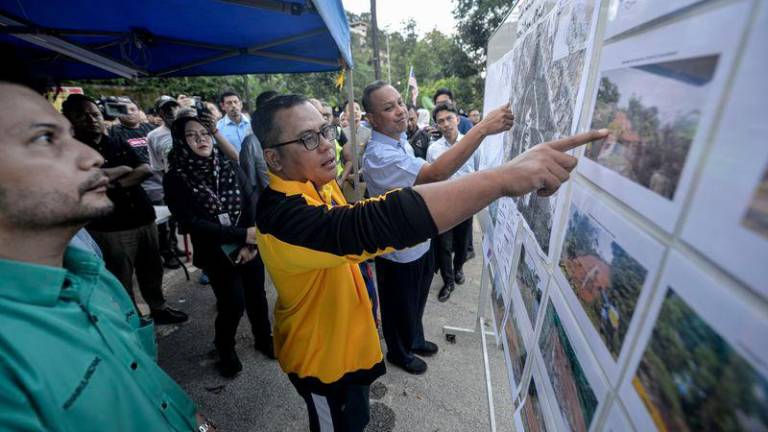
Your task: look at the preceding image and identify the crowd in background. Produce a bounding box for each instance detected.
[61,85,483,379]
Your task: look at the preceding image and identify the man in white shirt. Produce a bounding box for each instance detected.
[361,80,514,374]
[426,102,477,302]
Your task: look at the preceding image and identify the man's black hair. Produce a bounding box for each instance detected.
[432,101,459,122]
[256,90,279,110]
[361,80,389,113]
[432,88,454,104]
[253,94,309,149]
[218,90,240,104]
[250,90,280,133]
[61,93,98,119]
[406,104,417,113]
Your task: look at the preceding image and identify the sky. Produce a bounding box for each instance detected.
[342,0,457,36]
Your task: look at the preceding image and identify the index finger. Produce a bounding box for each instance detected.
[547,129,609,152]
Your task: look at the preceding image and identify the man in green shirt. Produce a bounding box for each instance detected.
[0,82,216,431]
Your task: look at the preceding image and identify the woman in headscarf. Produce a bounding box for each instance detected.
[163,116,274,378]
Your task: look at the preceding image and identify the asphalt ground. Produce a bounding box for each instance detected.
[148,222,516,431]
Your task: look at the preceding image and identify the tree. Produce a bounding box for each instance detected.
[453,0,514,67]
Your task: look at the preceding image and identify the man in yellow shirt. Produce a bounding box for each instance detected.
[253,94,607,431]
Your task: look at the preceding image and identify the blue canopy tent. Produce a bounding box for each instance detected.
[0,0,365,195]
[0,0,353,79]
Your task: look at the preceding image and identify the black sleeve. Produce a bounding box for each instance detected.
[338,128,348,146]
[163,172,248,245]
[256,187,437,258]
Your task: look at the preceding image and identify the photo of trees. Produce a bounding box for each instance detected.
[559,205,648,359]
[742,163,768,239]
[586,54,720,200]
[516,244,545,326]
[633,289,768,431]
[492,274,507,337]
[504,304,528,385]
[521,376,548,432]
[539,301,598,432]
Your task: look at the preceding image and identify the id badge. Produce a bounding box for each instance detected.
[217,213,232,226]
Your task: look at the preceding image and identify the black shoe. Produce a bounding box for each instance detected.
[465,251,476,261]
[412,341,438,357]
[438,283,454,302]
[150,307,188,325]
[162,255,181,269]
[454,270,465,285]
[255,337,276,360]
[388,355,427,375]
[216,349,242,378]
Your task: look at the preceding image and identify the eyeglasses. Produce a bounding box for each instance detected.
[184,131,212,141]
[270,124,337,151]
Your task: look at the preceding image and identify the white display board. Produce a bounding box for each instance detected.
[481,0,768,430]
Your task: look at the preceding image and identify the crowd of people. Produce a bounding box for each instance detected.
[0,75,607,431]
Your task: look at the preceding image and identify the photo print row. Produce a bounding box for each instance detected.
[578,0,751,232]
[538,288,608,432]
[619,252,768,432]
[555,183,664,384]
[681,1,768,297]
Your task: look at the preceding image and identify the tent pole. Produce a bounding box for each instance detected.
[346,66,360,196]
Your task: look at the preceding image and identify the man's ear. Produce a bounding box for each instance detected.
[365,112,376,129]
[263,148,283,172]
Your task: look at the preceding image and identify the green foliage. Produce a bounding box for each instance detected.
[638,290,768,431]
[453,0,515,66]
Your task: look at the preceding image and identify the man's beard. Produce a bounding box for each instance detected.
[0,175,114,229]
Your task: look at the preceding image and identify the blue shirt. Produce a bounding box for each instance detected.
[69,228,103,258]
[0,247,197,431]
[362,130,430,263]
[216,115,252,152]
[458,116,473,135]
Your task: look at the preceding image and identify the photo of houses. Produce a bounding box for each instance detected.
[492,272,507,337]
[586,54,720,200]
[633,289,768,431]
[516,244,546,326]
[539,301,599,432]
[559,205,648,359]
[521,376,548,432]
[504,304,528,384]
[742,163,768,239]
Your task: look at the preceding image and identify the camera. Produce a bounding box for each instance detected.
[193,96,210,118]
[96,96,130,120]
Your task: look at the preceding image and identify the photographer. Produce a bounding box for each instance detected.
[62,94,188,325]
[164,116,274,378]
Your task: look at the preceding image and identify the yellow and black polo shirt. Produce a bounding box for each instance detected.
[256,172,437,385]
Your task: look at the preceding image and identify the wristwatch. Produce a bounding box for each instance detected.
[198,418,216,432]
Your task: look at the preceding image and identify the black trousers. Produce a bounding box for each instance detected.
[156,217,179,256]
[375,249,434,364]
[465,221,474,254]
[289,375,370,432]
[206,254,271,352]
[437,218,472,285]
[89,223,166,311]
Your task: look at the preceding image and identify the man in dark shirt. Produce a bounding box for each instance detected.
[62,94,187,324]
[407,104,432,160]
